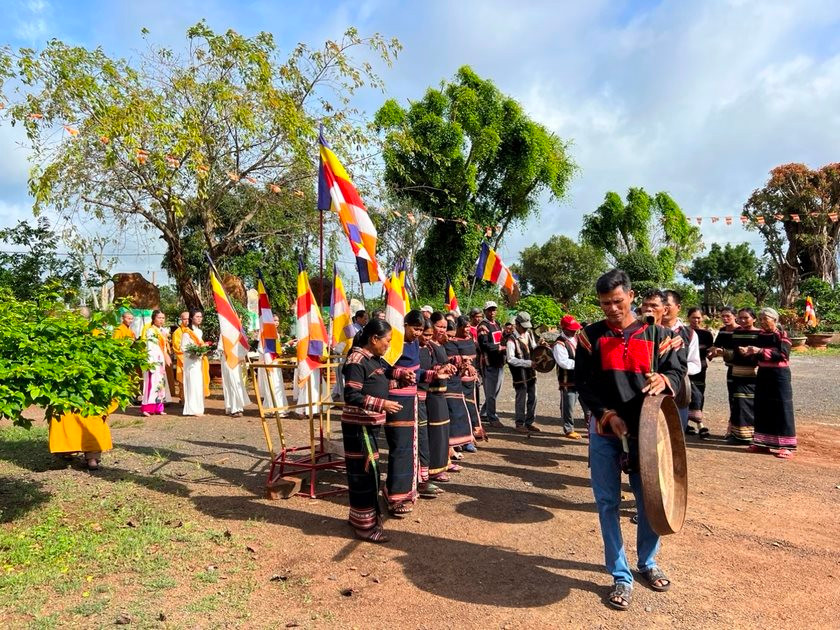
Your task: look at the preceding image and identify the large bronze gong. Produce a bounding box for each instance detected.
[638,394,688,536]
[531,345,556,373]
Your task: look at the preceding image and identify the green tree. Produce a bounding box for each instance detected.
[0,218,83,301]
[0,289,148,427]
[581,188,701,282]
[518,235,605,302]
[374,66,576,293]
[743,163,840,306]
[685,243,767,308]
[516,294,564,329]
[0,23,400,309]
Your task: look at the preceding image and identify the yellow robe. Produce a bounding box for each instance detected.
[172,325,187,385]
[112,323,136,341]
[49,401,117,454]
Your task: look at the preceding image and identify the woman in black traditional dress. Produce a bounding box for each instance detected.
[749,307,796,459]
[426,313,456,481]
[443,318,475,455]
[341,320,402,543]
[716,307,760,443]
[455,315,485,451]
[687,307,715,436]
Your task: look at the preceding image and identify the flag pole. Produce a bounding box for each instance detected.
[467,273,479,309]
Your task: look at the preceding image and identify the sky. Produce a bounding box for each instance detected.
[2,0,840,288]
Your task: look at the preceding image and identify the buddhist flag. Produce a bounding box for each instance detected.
[383,272,407,365]
[208,263,250,369]
[296,259,329,385]
[329,265,355,355]
[318,129,384,284]
[445,277,461,315]
[474,241,516,295]
[805,296,818,328]
[256,270,277,360]
[396,258,411,311]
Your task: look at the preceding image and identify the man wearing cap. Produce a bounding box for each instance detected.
[553,315,584,439]
[477,301,506,428]
[507,311,539,433]
[420,305,434,320]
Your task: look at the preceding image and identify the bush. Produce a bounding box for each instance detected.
[515,295,564,328]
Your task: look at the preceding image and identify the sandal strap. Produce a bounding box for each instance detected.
[642,567,669,584]
[610,582,633,604]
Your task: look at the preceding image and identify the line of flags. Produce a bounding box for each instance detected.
[295,259,329,385]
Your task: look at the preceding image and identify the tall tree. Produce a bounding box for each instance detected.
[685,242,768,308]
[581,188,701,282]
[0,23,400,309]
[743,163,840,306]
[518,235,605,303]
[374,66,575,294]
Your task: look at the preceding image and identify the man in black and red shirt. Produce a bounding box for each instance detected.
[575,269,686,610]
[477,301,506,428]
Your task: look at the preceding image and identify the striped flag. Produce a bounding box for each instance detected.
[396,258,411,311]
[318,129,384,284]
[329,265,355,355]
[474,242,516,295]
[296,259,329,385]
[208,266,250,369]
[805,296,818,328]
[383,272,407,365]
[256,270,277,360]
[445,277,461,315]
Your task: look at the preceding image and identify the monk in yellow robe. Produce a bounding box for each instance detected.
[113,311,137,341]
[171,311,190,401]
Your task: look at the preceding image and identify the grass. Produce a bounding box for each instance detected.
[791,343,840,356]
[0,424,265,628]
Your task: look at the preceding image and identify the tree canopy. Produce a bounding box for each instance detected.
[743,163,840,306]
[0,23,400,309]
[374,65,575,294]
[580,188,701,283]
[517,235,605,303]
[685,242,770,308]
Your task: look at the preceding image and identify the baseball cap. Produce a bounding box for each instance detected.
[483,300,498,310]
[515,311,532,329]
[560,315,582,331]
[420,305,434,313]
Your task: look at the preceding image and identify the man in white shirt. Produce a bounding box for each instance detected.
[507,311,539,433]
[552,315,584,439]
[662,290,701,432]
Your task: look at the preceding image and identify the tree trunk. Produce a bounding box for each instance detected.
[167,241,203,310]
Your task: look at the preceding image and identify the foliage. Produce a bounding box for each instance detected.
[375,65,576,293]
[565,299,603,326]
[0,289,148,426]
[743,163,840,306]
[515,295,564,329]
[0,24,401,309]
[581,188,701,282]
[0,218,84,302]
[685,242,769,308]
[518,235,605,302]
[795,277,840,331]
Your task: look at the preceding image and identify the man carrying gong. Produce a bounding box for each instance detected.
[575,270,686,610]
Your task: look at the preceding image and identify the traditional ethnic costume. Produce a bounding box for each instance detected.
[341,347,391,541]
[553,332,580,435]
[384,339,432,512]
[753,328,796,452]
[575,320,685,590]
[456,334,482,436]
[181,325,210,416]
[445,339,474,448]
[140,324,171,415]
[506,330,537,429]
[668,319,701,431]
[722,327,760,443]
[688,327,714,433]
[713,325,738,438]
[172,324,187,399]
[477,317,506,426]
[425,340,453,480]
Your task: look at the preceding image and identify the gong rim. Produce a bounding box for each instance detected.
[531,345,556,373]
[638,395,688,536]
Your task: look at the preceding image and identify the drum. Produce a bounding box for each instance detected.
[531,345,556,373]
[638,395,688,536]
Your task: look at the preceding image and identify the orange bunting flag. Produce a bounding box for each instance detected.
[99,135,109,144]
[790,214,800,222]
[63,125,79,136]
[407,213,416,224]
[196,164,209,174]
[28,113,43,120]
[774,214,784,220]
[809,211,820,218]
[711,216,719,224]
[695,217,702,225]
[244,176,257,184]
[293,190,305,198]
[757,216,766,225]
[165,155,180,168]
[805,296,818,328]
[136,148,149,164]
[392,210,402,218]
[227,171,240,182]
[268,184,281,193]
[724,216,733,225]
[829,212,838,222]
[740,215,748,224]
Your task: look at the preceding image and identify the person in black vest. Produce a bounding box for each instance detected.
[507,311,539,433]
[477,301,506,428]
[552,314,584,439]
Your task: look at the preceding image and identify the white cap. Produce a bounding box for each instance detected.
[420,305,434,313]
[483,300,498,310]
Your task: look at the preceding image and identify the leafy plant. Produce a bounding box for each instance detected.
[0,288,148,426]
[515,295,564,329]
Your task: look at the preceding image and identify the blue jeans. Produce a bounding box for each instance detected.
[678,406,689,432]
[588,417,661,585]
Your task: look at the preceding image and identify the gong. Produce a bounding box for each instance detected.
[531,345,556,373]
[673,373,692,408]
[638,394,688,536]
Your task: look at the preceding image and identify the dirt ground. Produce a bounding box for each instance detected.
[4,354,840,628]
